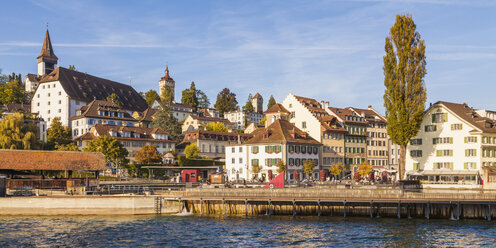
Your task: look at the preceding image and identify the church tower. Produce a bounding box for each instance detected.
[159,65,175,102]
[251,93,263,113]
[37,29,58,76]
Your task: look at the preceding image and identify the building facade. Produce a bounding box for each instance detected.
[178,130,252,159]
[406,101,496,187]
[226,106,322,183]
[224,110,264,130]
[181,115,234,133]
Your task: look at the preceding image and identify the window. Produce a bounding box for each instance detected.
[251,159,259,166]
[232,147,235,153]
[425,125,437,132]
[302,121,307,129]
[37,103,40,106]
[410,139,422,145]
[252,146,259,154]
[464,162,477,170]
[37,94,40,98]
[451,123,462,130]
[239,157,243,163]
[433,137,453,144]
[47,93,50,97]
[434,162,453,170]
[465,149,477,157]
[239,147,243,152]
[58,109,61,113]
[47,101,50,105]
[436,149,453,157]
[465,136,478,143]
[47,110,50,114]
[432,113,448,123]
[291,112,295,118]
[232,158,235,163]
[410,150,422,157]
[58,91,61,96]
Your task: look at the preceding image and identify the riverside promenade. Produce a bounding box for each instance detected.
[158,187,496,219]
[0,187,495,219]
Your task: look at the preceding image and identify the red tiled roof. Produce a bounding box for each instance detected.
[264,103,290,114]
[245,119,321,145]
[0,150,106,171]
[69,100,137,121]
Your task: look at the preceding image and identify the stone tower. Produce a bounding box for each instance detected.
[159,65,175,102]
[251,93,263,113]
[37,29,58,76]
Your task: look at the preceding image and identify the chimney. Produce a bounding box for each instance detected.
[368,105,372,109]
[325,101,329,109]
[320,100,325,109]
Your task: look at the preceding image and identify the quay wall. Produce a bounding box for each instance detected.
[0,196,179,215]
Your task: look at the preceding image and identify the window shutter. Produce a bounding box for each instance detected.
[464,163,468,169]
[432,114,435,123]
[444,113,448,122]
[450,150,453,156]
[425,126,428,132]
[464,137,467,143]
[433,138,436,144]
[265,146,268,152]
[474,150,477,156]
[434,125,437,131]
[475,137,478,142]
[450,137,453,144]
[436,150,441,156]
[450,163,454,170]
[465,150,468,156]
[474,163,477,169]
[433,164,437,170]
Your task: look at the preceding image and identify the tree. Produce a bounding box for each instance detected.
[160,85,174,104]
[0,69,7,84]
[243,101,254,113]
[196,90,210,109]
[276,160,287,174]
[204,122,228,132]
[259,117,266,126]
[329,162,345,179]
[383,14,427,180]
[357,161,372,177]
[0,76,26,105]
[68,65,76,70]
[145,90,160,107]
[267,95,276,109]
[0,113,38,149]
[134,144,162,164]
[181,81,199,111]
[303,160,317,177]
[151,102,183,141]
[56,143,79,151]
[214,88,238,117]
[106,93,122,108]
[47,117,73,149]
[84,136,129,167]
[184,143,200,159]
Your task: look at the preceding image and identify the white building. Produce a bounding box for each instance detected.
[158,65,175,102]
[225,110,264,130]
[29,30,148,127]
[406,101,496,187]
[226,104,322,183]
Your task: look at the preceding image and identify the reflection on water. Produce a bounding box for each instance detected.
[0,215,494,247]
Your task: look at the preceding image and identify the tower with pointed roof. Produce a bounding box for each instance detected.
[159,65,175,102]
[37,29,58,76]
[251,93,263,114]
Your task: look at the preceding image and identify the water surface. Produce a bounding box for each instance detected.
[0,215,494,247]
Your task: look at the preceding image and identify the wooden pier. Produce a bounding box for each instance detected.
[158,188,496,220]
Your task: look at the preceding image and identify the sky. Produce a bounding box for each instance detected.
[1,0,496,113]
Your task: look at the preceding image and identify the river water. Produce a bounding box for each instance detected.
[0,215,494,247]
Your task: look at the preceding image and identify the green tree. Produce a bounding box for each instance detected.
[106,93,122,108]
[329,162,344,179]
[276,160,287,174]
[267,95,276,109]
[204,122,228,132]
[160,85,174,104]
[259,117,266,126]
[0,69,7,84]
[56,143,79,151]
[358,161,372,177]
[0,113,38,149]
[145,90,159,107]
[252,163,261,174]
[383,14,427,180]
[68,65,76,70]
[184,143,200,159]
[151,102,183,141]
[0,74,26,105]
[303,160,317,177]
[181,81,199,111]
[196,90,210,109]
[214,88,238,117]
[134,144,162,164]
[47,117,73,149]
[84,135,129,167]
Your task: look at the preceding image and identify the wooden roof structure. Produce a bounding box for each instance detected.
[0,150,106,171]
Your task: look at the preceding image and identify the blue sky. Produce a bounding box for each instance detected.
[1,0,496,113]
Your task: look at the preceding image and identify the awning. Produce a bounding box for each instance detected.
[408,170,479,176]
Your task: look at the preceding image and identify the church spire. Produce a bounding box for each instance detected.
[38,29,58,60]
[37,28,58,76]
